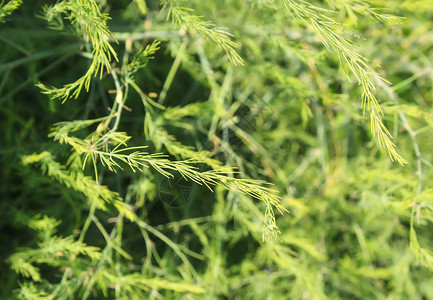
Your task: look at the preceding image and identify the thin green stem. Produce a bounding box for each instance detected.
[78,201,97,243]
[110,70,125,132]
[0,44,79,71]
[158,40,187,104]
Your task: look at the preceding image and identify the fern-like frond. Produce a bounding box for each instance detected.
[22,151,121,209]
[48,119,285,238]
[37,0,117,102]
[8,215,101,282]
[161,0,243,65]
[277,0,406,164]
[0,0,22,23]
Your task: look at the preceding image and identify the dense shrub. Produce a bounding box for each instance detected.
[1,0,433,298]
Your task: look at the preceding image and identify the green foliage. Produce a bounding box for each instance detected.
[36,0,117,102]
[161,0,244,66]
[1,0,433,299]
[0,0,22,23]
[276,0,406,164]
[9,215,102,282]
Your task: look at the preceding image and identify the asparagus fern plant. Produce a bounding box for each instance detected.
[1,0,433,298]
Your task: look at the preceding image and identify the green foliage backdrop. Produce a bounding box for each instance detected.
[1,0,433,298]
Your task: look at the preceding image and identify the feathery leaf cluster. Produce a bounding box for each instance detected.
[0,0,21,23]
[36,0,117,102]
